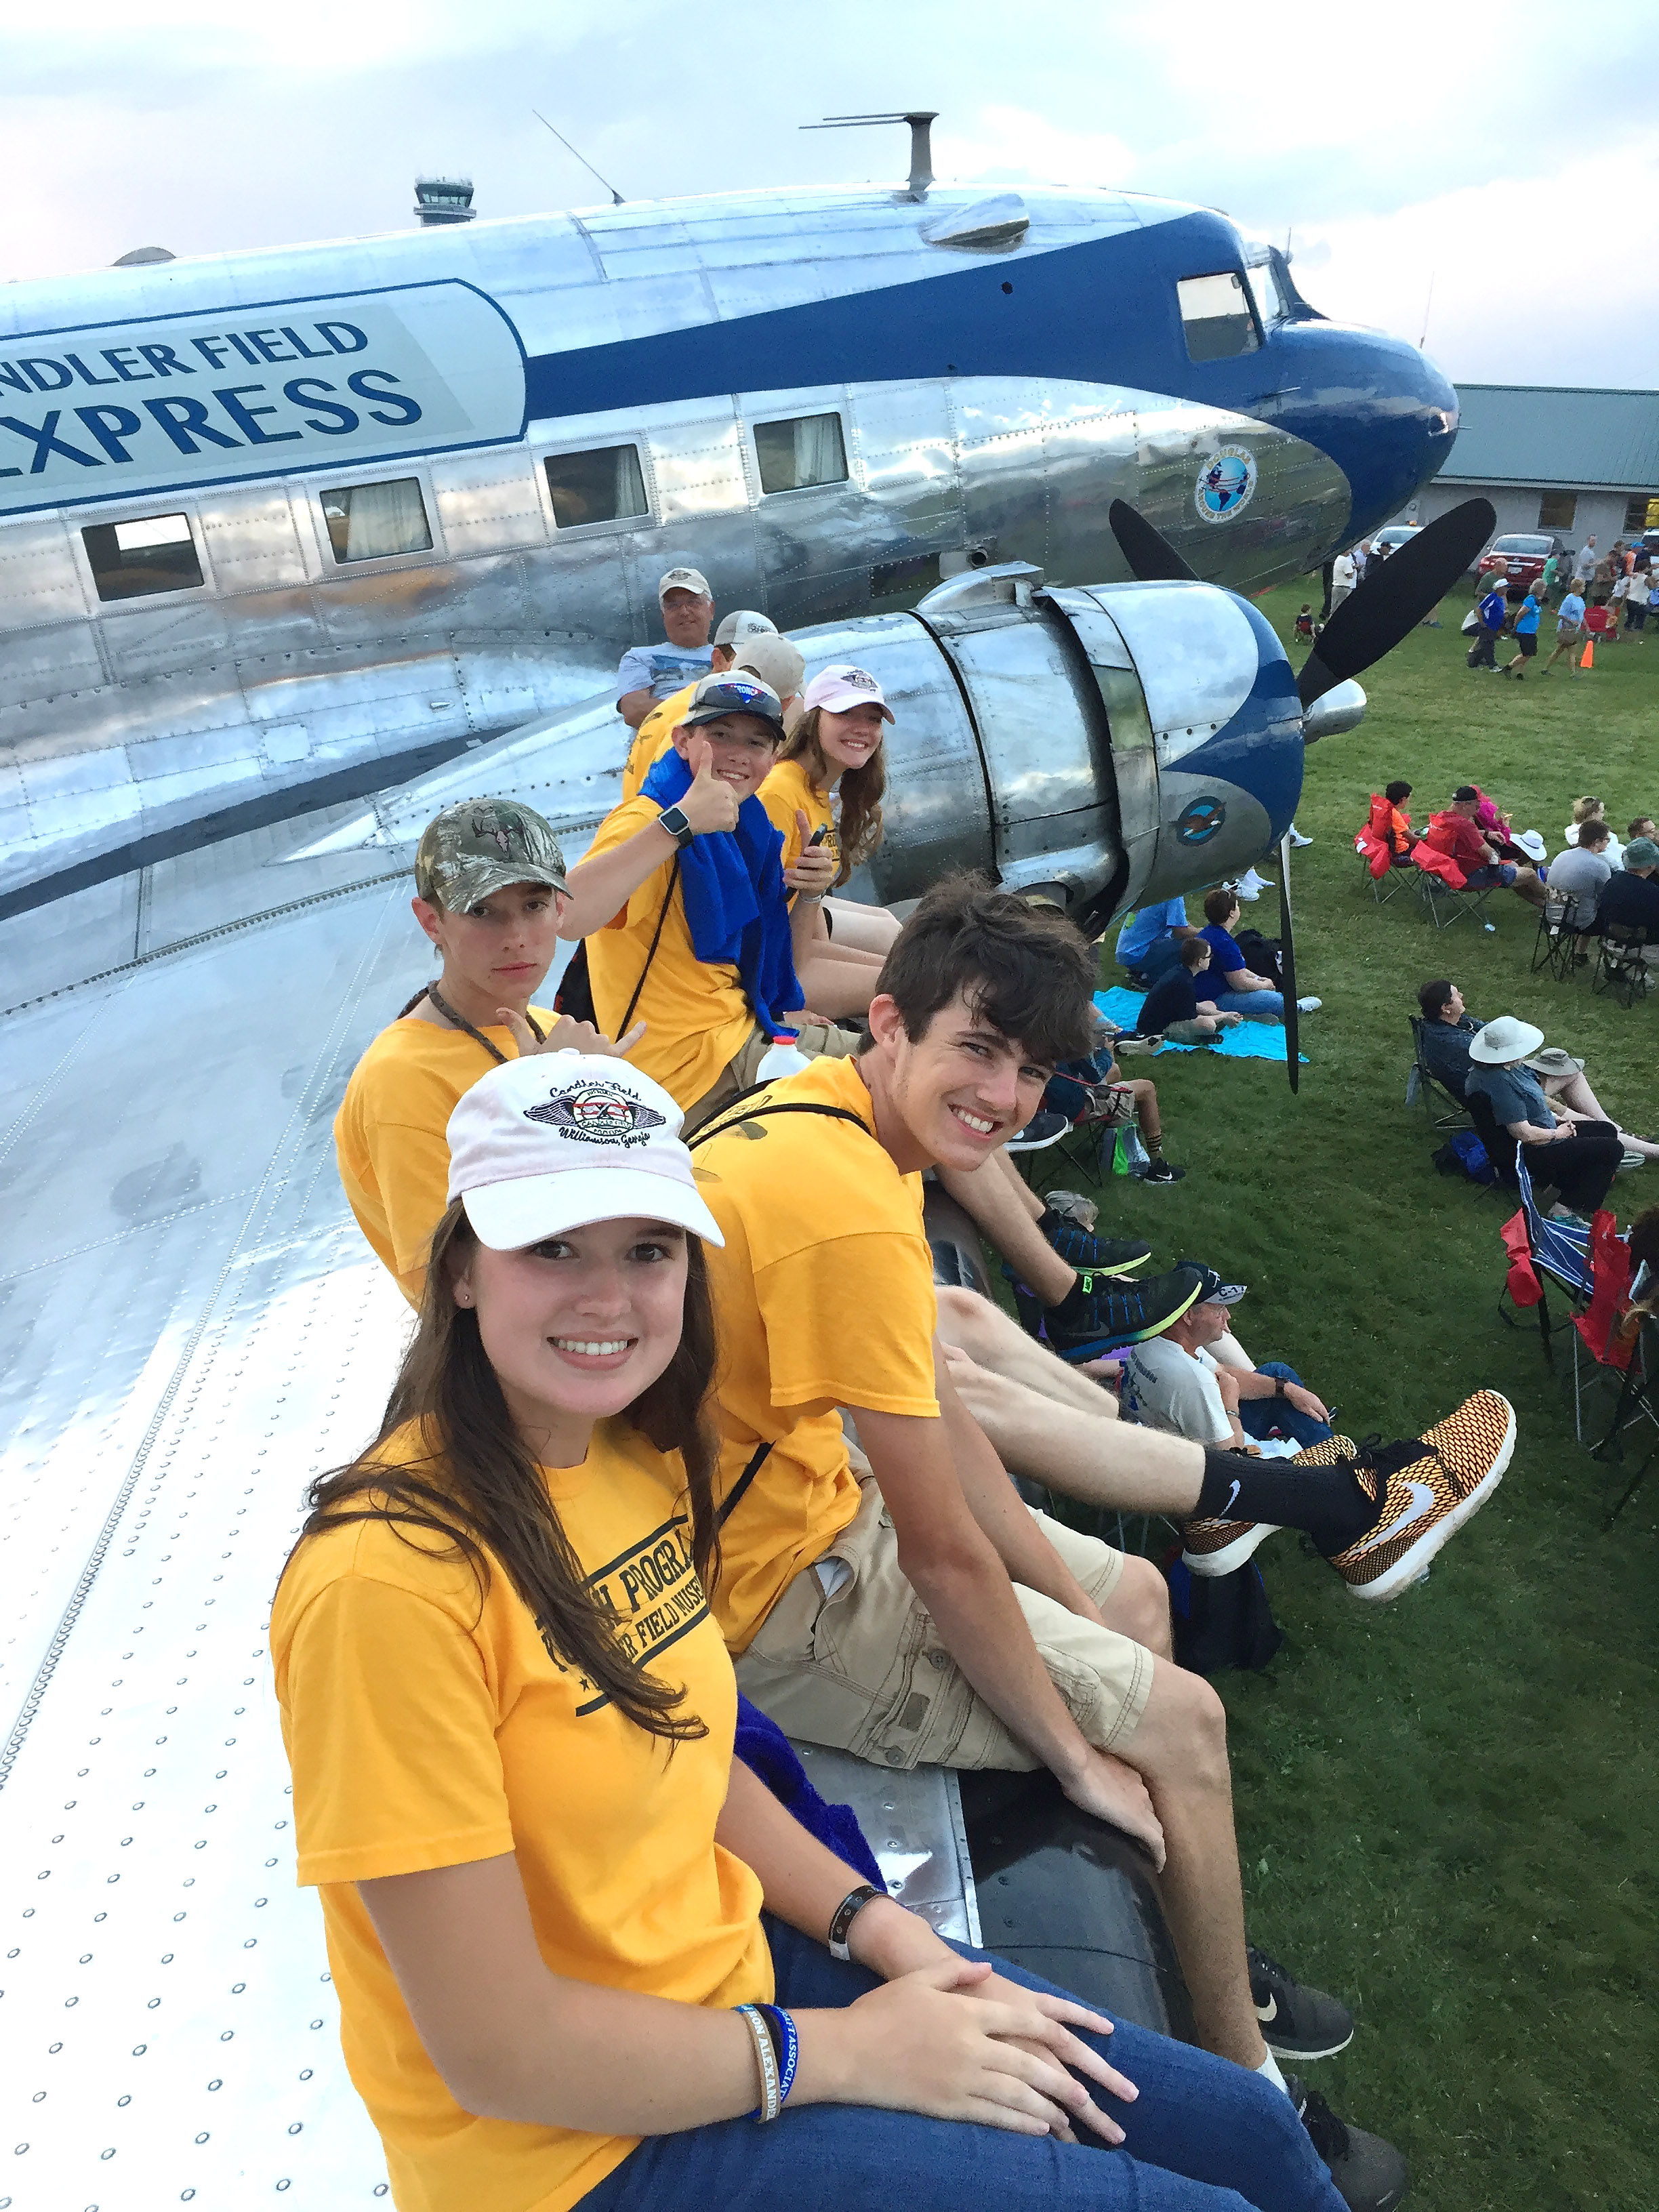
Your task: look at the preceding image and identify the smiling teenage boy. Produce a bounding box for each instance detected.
[688,877,1511,2208]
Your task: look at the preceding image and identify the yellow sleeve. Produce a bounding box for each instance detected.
[756,1231,940,1416]
[371,1119,455,1304]
[285,1572,514,1886]
[584,796,674,929]
[758,764,804,870]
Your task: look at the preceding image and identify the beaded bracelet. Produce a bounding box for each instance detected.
[735,2002,781,2123]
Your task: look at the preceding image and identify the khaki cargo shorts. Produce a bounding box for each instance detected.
[735,1452,1155,1773]
[682,1019,861,1134]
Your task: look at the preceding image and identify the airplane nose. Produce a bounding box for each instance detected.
[1263,324,1460,551]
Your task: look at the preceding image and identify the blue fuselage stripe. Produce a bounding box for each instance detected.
[520,212,1455,543]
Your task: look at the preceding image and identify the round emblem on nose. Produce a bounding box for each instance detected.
[1175,796,1227,844]
[1194,445,1258,524]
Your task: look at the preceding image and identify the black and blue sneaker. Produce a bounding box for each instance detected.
[1040,1205,1153,1277]
[1041,1264,1205,1363]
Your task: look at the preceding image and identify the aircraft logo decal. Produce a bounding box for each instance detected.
[525,1082,666,1147]
[1194,445,1258,525]
[1174,796,1227,844]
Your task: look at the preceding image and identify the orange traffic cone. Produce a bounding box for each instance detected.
[1580,638,1595,670]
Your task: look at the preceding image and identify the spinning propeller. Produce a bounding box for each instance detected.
[1106,495,1497,1094]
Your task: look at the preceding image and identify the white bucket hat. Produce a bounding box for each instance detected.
[1469,1016,1546,1067]
[446,1052,723,1250]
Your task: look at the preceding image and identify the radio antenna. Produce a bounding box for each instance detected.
[803,111,938,202]
[532,110,625,205]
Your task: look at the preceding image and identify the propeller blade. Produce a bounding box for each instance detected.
[1109,499,1198,583]
[1298,498,1496,708]
[1277,832,1299,1096]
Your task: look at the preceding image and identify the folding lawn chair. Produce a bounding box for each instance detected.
[1591,921,1652,1008]
[1357,843,1412,905]
[1406,1017,1472,1130]
[1591,1296,1659,1525]
[1413,860,1494,931]
[1530,888,1592,983]
[1496,1145,1595,1387]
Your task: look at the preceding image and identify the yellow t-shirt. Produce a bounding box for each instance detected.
[582,797,755,1109]
[758,754,838,876]
[691,1054,941,1650]
[620,683,693,802]
[272,1416,770,2212]
[334,1006,555,1305]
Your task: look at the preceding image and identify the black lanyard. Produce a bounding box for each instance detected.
[397,983,547,1063]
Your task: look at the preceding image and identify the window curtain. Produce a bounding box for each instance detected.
[613,445,647,518]
[344,478,432,560]
[793,413,846,489]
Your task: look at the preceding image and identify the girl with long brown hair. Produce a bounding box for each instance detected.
[272,1050,1345,2212]
[762,663,903,1019]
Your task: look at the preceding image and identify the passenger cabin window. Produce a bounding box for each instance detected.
[544,445,649,529]
[1538,491,1577,531]
[321,478,432,563]
[82,514,203,601]
[755,413,848,495]
[1176,272,1260,362]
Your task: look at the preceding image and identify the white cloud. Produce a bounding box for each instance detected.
[934,107,1136,194]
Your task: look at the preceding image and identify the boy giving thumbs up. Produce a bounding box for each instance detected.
[562,673,856,1130]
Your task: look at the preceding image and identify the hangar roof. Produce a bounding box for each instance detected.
[1439,384,1659,491]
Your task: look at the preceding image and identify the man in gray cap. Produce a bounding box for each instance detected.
[1122,1266,1336,1459]
[333,798,636,1303]
[615,567,722,731]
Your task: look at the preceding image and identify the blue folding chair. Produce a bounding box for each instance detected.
[1500,1147,1603,1432]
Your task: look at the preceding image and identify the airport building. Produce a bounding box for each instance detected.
[1396,382,1659,549]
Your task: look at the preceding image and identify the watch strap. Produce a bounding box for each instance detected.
[657,803,695,850]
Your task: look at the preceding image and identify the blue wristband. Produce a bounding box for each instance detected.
[760,2003,799,2106]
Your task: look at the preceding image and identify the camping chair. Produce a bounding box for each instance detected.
[1496,1145,1594,1382]
[1591,1295,1659,1525]
[1355,832,1411,905]
[1531,888,1591,982]
[1591,921,1651,1008]
[1406,1017,1471,1130]
[1412,857,1495,932]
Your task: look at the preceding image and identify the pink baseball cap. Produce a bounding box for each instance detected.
[445,1053,723,1250]
[801,662,894,722]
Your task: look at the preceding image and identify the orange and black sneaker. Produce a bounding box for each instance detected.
[1326,1391,1515,1602]
[1181,1436,1357,1578]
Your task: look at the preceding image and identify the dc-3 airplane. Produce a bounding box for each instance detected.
[0,123,1490,2210]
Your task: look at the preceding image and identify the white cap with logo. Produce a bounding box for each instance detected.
[714,609,777,647]
[446,1052,724,1250]
[801,662,895,722]
[659,567,711,600]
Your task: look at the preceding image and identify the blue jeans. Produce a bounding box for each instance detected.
[580,1919,1344,2212]
[1210,989,1284,1023]
[1463,863,1517,889]
[1237,1363,1334,1452]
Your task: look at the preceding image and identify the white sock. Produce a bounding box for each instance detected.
[1256,2048,1291,2098]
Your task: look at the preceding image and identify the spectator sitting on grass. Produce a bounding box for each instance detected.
[1115,893,1200,985]
[1198,887,1322,1024]
[1133,937,1244,1046]
[1121,1267,1336,1458]
[1414,981,1659,1157]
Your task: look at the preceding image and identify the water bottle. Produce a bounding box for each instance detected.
[756,1031,811,1081]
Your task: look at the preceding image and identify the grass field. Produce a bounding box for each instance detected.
[1053,583,1657,2212]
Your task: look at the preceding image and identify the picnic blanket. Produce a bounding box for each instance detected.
[1095,988,1309,1065]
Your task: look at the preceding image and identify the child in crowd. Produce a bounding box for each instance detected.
[1132,938,1243,1047]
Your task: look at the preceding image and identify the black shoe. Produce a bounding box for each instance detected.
[1043,1265,1204,1361]
[1141,1158,1186,1184]
[1286,2074,1410,2212]
[1040,1212,1153,1277]
[1248,1946,1353,2060]
[1006,1110,1069,1153]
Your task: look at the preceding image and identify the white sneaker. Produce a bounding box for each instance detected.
[1288,827,1315,848]
[1233,867,1274,900]
[1296,996,1322,1012]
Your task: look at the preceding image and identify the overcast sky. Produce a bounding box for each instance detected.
[7,0,1656,389]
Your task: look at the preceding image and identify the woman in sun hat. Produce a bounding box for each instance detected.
[272,1050,1349,2212]
[1465,1017,1625,1221]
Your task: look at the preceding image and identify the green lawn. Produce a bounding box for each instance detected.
[1056,584,1658,2211]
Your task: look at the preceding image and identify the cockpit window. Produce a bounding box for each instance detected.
[83,513,204,601]
[1176,272,1261,361]
[1244,259,1284,331]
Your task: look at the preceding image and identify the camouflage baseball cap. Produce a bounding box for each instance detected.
[415,799,568,912]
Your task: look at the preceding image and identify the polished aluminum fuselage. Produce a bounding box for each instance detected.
[0,184,1375,903]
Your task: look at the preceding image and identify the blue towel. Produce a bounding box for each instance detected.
[1095,988,1309,1065]
[734,1694,884,1887]
[640,750,801,1040]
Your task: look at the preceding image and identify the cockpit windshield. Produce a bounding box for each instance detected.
[1244,256,1284,330]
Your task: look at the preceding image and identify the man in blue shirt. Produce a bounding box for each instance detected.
[1544,589,1587,674]
[1467,582,1509,670]
[1115,894,1199,983]
[1499,589,1543,678]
